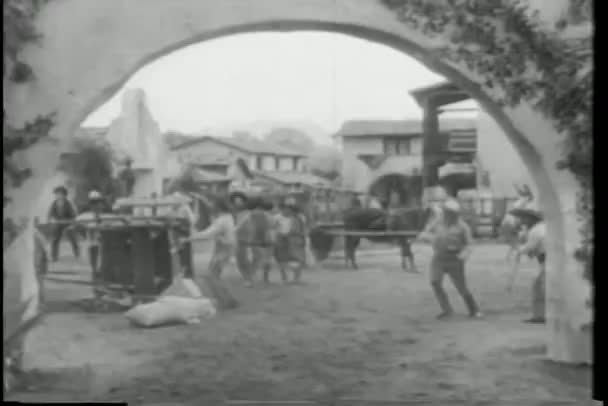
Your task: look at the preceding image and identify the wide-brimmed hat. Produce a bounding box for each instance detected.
[53,186,68,195]
[282,196,299,210]
[228,191,249,205]
[442,199,461,213]
[509,207,543,222]
[88,190,103,201]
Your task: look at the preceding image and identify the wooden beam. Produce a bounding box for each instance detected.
[433,92,471,107]
[324,230,420,237]
[421,99,439,194]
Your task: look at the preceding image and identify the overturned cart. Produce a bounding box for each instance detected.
[80,197,193,306]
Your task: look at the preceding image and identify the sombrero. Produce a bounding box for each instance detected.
[442,199,461,213]
[509,208,543,222]
[88,190,103,201]
[53,185,68,195]
[283,195,300,210]
[228,191,249,205]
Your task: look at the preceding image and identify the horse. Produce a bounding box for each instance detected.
[340,207,431,271]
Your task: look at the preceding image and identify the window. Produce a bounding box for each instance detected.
[410,138,422,155]
[275,157,280,171]
[385,139,399,155]
[383,137,418,156]
[293,158,299,171]
[256,155,263,170]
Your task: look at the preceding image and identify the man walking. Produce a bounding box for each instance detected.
[511,207,546,323]
[419,199,482,319]
[47,186,80,262]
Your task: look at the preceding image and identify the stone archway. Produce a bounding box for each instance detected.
[3,0,590,363]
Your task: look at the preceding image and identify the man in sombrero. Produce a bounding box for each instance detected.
[47,185,80,261]
[418,198,482,320]
[510,206,547,324]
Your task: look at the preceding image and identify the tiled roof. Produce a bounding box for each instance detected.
[189,153,232,166]
[171,135,304,157]
[75,127,109,138]
[408,81,457,97]
[190,168,232,183]
[253,170,332,187]
[334,118,476,138]
[408,81,471,107]
[164,131,202,148]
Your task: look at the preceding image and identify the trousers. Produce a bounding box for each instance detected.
[532,255,546,319]
[51,224,80,261]
[430,256,479,315]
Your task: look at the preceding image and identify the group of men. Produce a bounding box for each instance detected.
[183,192,309,287]
[46,180,547,323]
[45,182,311,288]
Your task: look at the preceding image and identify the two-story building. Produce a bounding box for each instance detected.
[335,117,476,206]
[337,81,536,207]
[408,81,535,200]
[167,133,330,193]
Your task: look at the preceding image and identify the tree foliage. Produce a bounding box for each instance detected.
[382,0,592,277]
[66,137,117,209]
[3,0,54,203]
[3,0,47,82]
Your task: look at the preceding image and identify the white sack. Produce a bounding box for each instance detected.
[124,296,216,328]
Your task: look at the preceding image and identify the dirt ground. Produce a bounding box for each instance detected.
[7,241,593,404]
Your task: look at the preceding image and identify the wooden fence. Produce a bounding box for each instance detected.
[309,196,519,239]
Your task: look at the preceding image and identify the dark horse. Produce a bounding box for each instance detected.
[309,207,432,271]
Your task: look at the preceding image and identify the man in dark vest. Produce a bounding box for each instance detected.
[117,157,136,197]
[47,186,80,261]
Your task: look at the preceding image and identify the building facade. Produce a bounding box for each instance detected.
[169,136,305,173]
[338,82,537,204]
[166,133,325,193]
[336,118,476,206]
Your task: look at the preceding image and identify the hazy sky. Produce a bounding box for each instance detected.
[84,32,475,140]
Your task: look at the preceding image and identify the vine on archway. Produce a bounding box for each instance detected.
[4,0,55,205]
[382,0,592,279]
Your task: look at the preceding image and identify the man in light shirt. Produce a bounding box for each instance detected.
[186,198,236,276]
[511,207,546,324]
[418,199,482,319]
[500,184,536,261]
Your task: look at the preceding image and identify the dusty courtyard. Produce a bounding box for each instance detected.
[8,242,592,404]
